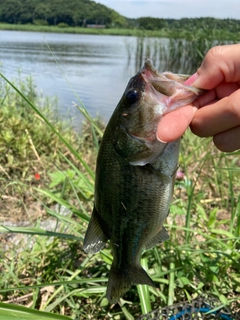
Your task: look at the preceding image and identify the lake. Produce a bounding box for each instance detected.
[1,30,192,127]
[0,30,144,125]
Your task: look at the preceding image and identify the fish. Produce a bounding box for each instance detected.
[83,60,203,304]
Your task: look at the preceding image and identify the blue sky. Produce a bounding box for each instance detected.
[96,0,240,19]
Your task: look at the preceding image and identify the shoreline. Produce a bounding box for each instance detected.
[0,23,167,37]
[0,23,238,41]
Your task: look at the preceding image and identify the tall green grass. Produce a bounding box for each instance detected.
[0,23,160,37]
[1,22,240,41]
[127,28,238,74]
[0,71,239,319]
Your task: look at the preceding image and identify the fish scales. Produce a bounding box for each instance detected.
[83,60,203,304]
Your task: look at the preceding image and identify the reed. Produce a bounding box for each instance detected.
[1,22,239,41]
[0,23,162,37]
[127,28,237,74]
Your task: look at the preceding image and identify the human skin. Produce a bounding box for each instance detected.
[157,44,240,152]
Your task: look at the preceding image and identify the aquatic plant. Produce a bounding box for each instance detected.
[127,27,237,74]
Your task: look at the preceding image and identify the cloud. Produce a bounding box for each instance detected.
[97,0,240,19]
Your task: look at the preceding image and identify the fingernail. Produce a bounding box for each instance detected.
[156,134,167,143]
[184,72,199,86]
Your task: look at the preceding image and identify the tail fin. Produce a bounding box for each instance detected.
[106,265,155,304]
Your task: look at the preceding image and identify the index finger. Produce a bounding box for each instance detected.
[192,44,240,90]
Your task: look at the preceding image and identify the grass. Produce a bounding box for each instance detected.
[0,22,162,37]
[126,28,238,74]
[0,72,239,318]
[0,73,88,223]
[1,22,240,41]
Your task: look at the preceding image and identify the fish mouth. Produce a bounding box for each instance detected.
[140,60,203,112]
[140,60,173,97]
[141,60,162,80]
[142,60,202,96]
[143,60,161,75]
[142,60,190,82]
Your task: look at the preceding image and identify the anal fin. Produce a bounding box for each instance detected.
[83,206,108,254]
[145,226,169,250]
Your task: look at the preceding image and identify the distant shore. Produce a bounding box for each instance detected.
[0,23,168,37]
[0,23,238,41]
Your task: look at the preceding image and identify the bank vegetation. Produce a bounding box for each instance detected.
[0,63,239,319]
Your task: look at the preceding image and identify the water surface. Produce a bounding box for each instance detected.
[0,30,139,124]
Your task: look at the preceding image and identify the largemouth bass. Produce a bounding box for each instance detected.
[83,60,202,304]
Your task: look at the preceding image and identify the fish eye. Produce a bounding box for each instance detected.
[125,89,140,105]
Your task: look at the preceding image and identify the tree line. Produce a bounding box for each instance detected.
[0,0,240,32]
[137,17,240,33]
[0,0,127,27]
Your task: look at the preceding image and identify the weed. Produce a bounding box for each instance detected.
[0,62,239,319]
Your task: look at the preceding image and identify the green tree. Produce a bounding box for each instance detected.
[109,10,127,27]
[34,3,51,23]
[137,17,167,30]
[0,0,22,23]
[19,0,37,23]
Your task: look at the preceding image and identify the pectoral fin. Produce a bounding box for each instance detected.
[83,206,108,254]
[145,226,169,250]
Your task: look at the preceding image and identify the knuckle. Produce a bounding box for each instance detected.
[214,125,240,152]
[207,46,223,58]
[190,121,205,137]
[228,95,240,121]
[203,46,223,65]
[213,134,227,152]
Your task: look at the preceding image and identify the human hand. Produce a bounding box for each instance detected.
[157,44,240,152]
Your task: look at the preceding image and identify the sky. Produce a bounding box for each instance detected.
[96,0,240,20]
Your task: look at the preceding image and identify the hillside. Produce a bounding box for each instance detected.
[1,0,240,33]
[0,0,127,27]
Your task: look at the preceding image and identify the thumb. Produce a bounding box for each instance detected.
[157,105,198,142]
